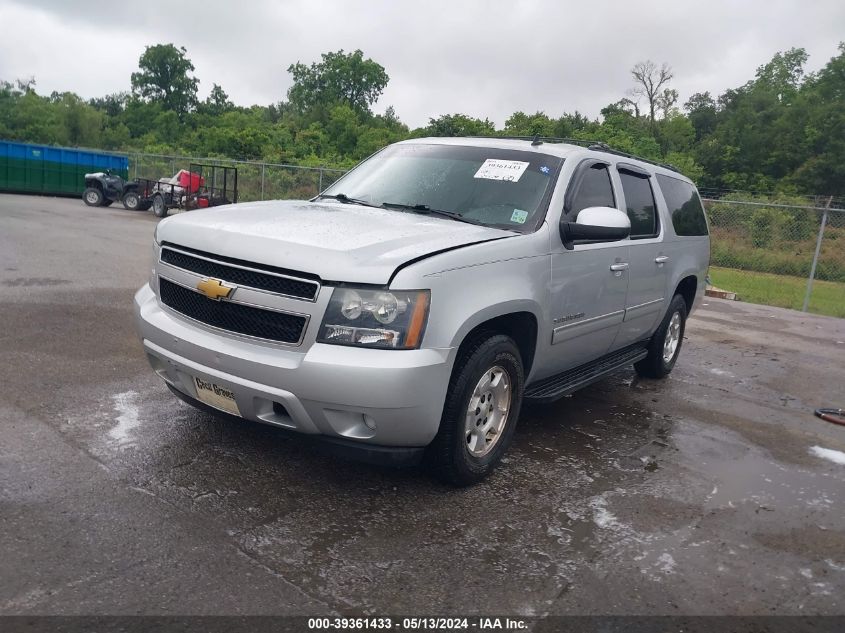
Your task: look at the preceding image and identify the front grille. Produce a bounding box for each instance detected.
[159,278,307,344]
[160,245,319,301]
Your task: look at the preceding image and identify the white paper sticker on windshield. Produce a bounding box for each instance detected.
[474,159,530,182]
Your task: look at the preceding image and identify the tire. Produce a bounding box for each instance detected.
[152,194,168,218]
[635,294,688,379]
[122,191,141,211]
[426,334,525,486]
[82,187,103,207]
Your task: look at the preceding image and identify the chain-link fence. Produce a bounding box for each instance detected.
[701,192,845,319]
[127,152,346,203]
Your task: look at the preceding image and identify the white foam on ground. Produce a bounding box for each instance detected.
[709,368,734,377]
[589,496,622,529]
[657,553,676,574]
[109,391,140,447]
[809,446,845,465]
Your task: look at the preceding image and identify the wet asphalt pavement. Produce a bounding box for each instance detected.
[1,193,844,616]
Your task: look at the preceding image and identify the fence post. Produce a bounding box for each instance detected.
[261,164,265,201]
[802,196,832,312]
[318,168,324,194]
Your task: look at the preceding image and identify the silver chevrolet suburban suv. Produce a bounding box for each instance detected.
[134,137,710,485]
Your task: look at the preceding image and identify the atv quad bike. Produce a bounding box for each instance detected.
[82,170,151,211]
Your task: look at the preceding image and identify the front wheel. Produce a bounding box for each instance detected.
[152,194,168,218]
[426,334,524,486]
[635,294,688,379]
[82,187,103,207]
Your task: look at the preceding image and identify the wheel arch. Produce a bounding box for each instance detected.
[674,274,698,314]
[451,306,540,378]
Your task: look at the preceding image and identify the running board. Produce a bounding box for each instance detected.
[524,343,648,402]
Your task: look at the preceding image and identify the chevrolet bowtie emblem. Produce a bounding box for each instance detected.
[196,277,235,301]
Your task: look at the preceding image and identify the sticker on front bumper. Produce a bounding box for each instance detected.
[194,376,241,417]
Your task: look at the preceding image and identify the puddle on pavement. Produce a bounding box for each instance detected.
[669,423,843,520]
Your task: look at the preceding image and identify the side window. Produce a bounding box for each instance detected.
[619,171,658,238]
[569,163,615,218]
[656,174,709,236]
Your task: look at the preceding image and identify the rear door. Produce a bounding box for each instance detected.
[548,160,629,373]
[613,164,668,348]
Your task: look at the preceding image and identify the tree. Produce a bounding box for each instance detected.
[131,44,199,117]
[58,92,102,146]
[629,60,674,126]
[89,92,128,117]
[754,47,808,102]
[421,114,495,137]
[286,49,388,115]
[503,111,556,137]
[200,83,234,116]
[684,92,717,140]
[656,88,678,119]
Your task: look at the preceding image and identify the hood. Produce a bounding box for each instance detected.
[157,199,514,285]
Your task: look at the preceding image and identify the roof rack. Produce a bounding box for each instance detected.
[460,135,680,173]
[464,135,599,148]
[585,142,680,174]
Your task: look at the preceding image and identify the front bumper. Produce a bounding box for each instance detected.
[134,284,453,453]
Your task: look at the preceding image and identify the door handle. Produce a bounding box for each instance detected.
[655,255,669,264]
[609,263,629,272]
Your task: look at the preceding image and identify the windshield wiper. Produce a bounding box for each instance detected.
[381,202,485,227]
[315,193,382,209]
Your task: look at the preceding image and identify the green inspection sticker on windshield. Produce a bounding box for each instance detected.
[511,209,528,224]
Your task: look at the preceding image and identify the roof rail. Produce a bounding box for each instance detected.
[463,135,599,148]
[458,135,680,173]
[586,142,680,173]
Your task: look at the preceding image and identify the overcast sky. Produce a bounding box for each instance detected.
[1,0,843,128]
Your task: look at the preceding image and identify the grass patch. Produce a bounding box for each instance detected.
[709,266,845,318]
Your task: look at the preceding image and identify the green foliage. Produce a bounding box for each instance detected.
[747,207,789,247]
[131,44,199,117]
[503,111,556,137]
[199,84,234,116]
[419,114,496,137]
[287,49,388,115]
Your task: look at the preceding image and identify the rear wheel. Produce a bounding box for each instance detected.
[426,334,524,486]
[82,187,103,207]
[152,194,168,218]
[122,191,141,210]
[635,294,687,378]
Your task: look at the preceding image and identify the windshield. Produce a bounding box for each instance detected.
[320,143,563,232]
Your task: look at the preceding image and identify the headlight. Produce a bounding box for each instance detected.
[317,287,430,349]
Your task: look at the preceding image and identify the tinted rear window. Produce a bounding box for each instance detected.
[657,174,709,236]
[619,172,658,238]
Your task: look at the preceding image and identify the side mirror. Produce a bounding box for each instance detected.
[560,206,630,248]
